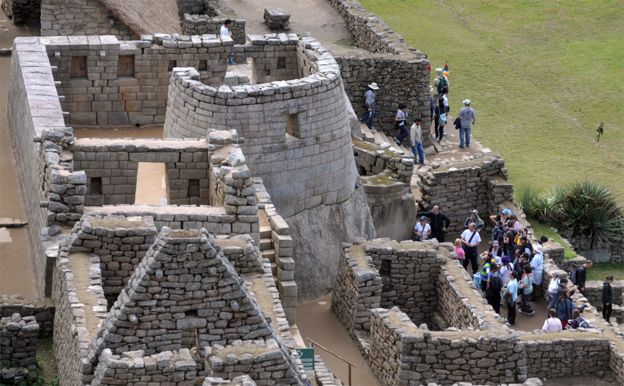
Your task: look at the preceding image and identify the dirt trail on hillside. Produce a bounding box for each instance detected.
[0,14,38,298]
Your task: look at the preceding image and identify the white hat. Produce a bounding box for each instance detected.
[368,82,379,90]
[435,67,443,74]
[463,99,471,106]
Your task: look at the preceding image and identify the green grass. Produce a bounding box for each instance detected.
[528,217,576,260]
[360,0,624,201]
[587,263,624,281]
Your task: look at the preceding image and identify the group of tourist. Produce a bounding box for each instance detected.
[412,206,613,329]
[360,66,477,166]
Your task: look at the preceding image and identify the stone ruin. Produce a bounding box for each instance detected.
[3,0,624,385]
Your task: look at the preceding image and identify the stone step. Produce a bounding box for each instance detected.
[270,262,277,276]
[260,238,273,250]
[377,130,413,156]
[259,226,271,239]
[0,218,27,228]
[358,123,376,143]
[262,249,276,262]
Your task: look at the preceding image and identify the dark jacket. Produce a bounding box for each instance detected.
[603,282,613,304]
[577,267,587,288]
[426,212,450,235]
[555,297,575,321]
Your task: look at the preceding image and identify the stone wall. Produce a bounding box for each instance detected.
[205,341,301,385]
[46,34,229,127]
[0,296,54,337]
[8,37,69,297]
[365,240,439,325]
[1,0,40,24]
[73,138,211,205]
[435,262,485,329]
[416,155,513,234]
[182,14,246,44]
[92,348,197,385]
[330,246,382,336]
[164,35,357,219]
[40,0,134,38]
[0,314,39,370]
[361,181,415,242]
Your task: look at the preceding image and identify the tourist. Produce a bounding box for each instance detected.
[499,256,514,287]
[477,254,495,292]
[491,214,506,244]
[510,214,522,232]
[502,229,516,261]
[547,276,568,311]
[489,208,512,227]
[569,309,590,329]
[433,67,449,96]
[555,289,575,329]
[542,309,563,332]
[458,99,476,148]
[423,205,450,242]
[453,238,465,262]
[488,240,503,262]
[571,261,592,292]
[538,235,549,246]
[433,95,447,142]
[429,85,435,124]
[413,216,431,241]
[361,82,378,130]
[463,209,485,231]
[486,264,502,314]
[393,103,409,145]
[409,118,425,165]
[603,275,614,324]
[519,235,534,258]
[460,222,481,274]
[519,265,535,316]
[220,19,235,65]
[530,245,544,298]
[503,271,519,325]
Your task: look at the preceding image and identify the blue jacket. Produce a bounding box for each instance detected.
[555,298,575,321]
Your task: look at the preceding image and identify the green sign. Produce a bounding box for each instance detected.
[297,348,315,371]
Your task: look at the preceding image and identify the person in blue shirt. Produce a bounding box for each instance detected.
[503,271,519,325]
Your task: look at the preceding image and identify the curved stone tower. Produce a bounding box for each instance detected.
[164,34,375,300]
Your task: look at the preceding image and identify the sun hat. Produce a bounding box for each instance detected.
[502,208,512,216]
[435,67,443,74]
[463,99,471,106]
[368,82,379,90]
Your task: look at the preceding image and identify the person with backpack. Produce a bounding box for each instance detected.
[519,265,535,316]
[486,264,502,314]
[569,309,590,329]
[571,261,592,292]
[433,67,449,96]
[478,254,495,293]
[603,275,614,324]
[433,95,447,142]
[542,308,563,332]
[503,271,519,325]
[393,103,409,145]
[361,82,378,130]
[460,222,481,274]
[458,99,476,149]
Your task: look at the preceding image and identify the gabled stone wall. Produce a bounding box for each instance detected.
[40,0,133,38]
[182,14,246,44]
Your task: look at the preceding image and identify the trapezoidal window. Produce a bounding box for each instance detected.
[188,179,200,198]
[70,56,87,79]
[89,177,102,195]
[277,56,286,69]
[286,113,300,139]
[198,60,208,71]
[168,60,177,72]
[118,55,135,77]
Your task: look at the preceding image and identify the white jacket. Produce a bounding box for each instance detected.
[409,123,422,147]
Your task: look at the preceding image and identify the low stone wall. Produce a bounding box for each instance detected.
[205,341,302,385]
[436,262,485,330]
[1,0,40,24]
[0,296,54,337]
[416,155,513,234]
[330,247,382,336]
[353,140,414,183]
[364,240,439,326]
[73,138,211,205]
[0,314,39,370]
[583,280,624,310]
[182,14,246,44]
[523,337,610,379]
[92,348,197,385]
[41,0,134,38]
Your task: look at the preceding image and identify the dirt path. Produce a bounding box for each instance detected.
[0,14,39,298]
[221,0,360,54]
[297,295,380,386]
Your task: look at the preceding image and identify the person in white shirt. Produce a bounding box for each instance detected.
[460,222,481,274]
[220,19,235,65]
[409,118,424,165]
[413,216,431,241]
[542,308,563,332]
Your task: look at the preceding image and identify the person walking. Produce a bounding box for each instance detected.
[542,309,563,332]
[393,103,409,145]
[220,19,235,65]
[424,205,450,242]
[603,275,614,324]
[409,118,425,165]
[503,271,519,325]
[361,82,378,130]
[458,99,476,148]
[460,222,481,274]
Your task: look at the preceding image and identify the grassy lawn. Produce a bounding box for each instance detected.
[587,263,624,281]
[360,0,624,201]
[527,218,576,260]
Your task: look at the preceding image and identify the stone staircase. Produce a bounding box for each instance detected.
[259,210,277,276]
[358,123,414,158]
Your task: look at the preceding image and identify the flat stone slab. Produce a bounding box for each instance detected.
[0,218,27,228]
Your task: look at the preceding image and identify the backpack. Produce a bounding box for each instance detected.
[437,77,448,94]
[570,268,578,284]
[489,276,503,292]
